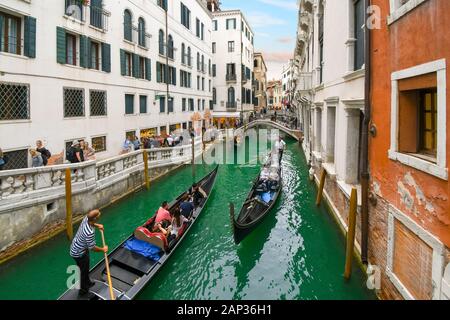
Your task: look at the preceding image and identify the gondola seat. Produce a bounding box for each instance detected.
[134,227,169,252]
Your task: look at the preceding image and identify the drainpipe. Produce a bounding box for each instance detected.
[165,6,170,116]
[360,0,371,264]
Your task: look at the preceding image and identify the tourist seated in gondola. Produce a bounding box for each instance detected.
[189,183,207,207]
[167,210,190,246]
[180,195,195,218]
[155,201,172,224]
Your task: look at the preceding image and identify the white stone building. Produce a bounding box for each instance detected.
[0,0,213,168]
[293,0,366,207]
[281,59,295,109]
[211,10,255,128]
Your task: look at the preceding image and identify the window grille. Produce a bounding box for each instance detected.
[64,88,85,118]
[92,136,107,152]
[0,83,30,121]
[90,90,107,116]
[2,149,28,170]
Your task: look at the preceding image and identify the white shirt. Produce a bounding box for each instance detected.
[275,140,286,151]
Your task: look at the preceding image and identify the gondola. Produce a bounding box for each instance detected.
[59,165,219,300]
[230,152,282,244]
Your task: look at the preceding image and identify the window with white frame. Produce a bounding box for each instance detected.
[389,59,447,180]
[388,0,428,24]
[386,205,445,300]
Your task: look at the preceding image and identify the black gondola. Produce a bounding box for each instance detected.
[230,153,282,244]
[59,166,219,300]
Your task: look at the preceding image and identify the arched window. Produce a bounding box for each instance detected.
[138,18,146,47]
[168,35,174,59]
[124,10,133,41]
[159,29,165,55]
[181,43,186,64]
[227,87,235,103]
[197,52,200,71]
[187,47,192,66]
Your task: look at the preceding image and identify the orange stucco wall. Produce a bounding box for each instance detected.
[370,0,450,246]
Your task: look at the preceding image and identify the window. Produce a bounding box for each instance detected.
[90,90,107,116]
[226,18,236,30]
[125,94,134,115]
[197,52,200,71]
[181,43,186,64]
[181,3,190,29]
[227,87,235,106]
[168,35,174,59]
[212,42,216,54]
[213,88,216,104]
[354,0,365,70]
[180,70,192,88]
[0,82,30,121]
[197,99,201,111]
[159,29,165,55]
[319,12,324,83]
[197,76,200,90]
[188,99,194,111]
[168,98,174,113]
[2,149,28,170]
[196,18,200,38]
[213,20,217,31]
[201,23,204,41]
[124,10,133,42]
[90,0,105,30]
[182,98,186,112]
[212,64,216,77]
[158,0,168,11]
[160,97,165,113]
[90,41,100,70]
[388,0,423,24]
[228,41,235,53]
[66,33,77,66]
[419,90,438,156]
[138,56,146,79]
[138,18,146,47]
[65,0,84,21]
[64,88,84,118]
[227,63,236,76]
[201,55,205,72]
[140,95,147,114]
[208,59,211,75]
[125,52,132,76]
[202,78,205,91]
[0,12,21,55]
[187,47,192,67]
[92,136,107,153]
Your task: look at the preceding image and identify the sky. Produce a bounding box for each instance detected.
[220,0,298,81]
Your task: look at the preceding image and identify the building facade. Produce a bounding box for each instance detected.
[211,10,255,128]
[0,0,213,167]
[253,52,267,112]
[281,59,295,109]
[368,0,450,300]
[267,80,282,110]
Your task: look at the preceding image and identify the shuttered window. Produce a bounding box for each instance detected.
[140,95,147,114]
[0,12,21,55]
[125,94,134,115]
[24,16,36,58]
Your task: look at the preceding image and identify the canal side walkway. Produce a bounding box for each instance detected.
[0,137,210,264]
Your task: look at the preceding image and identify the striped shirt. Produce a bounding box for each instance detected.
[70,217,96,258]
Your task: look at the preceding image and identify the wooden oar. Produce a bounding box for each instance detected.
[99,229,115,300]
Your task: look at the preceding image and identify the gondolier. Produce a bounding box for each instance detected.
[70,210,108,297]
[274,137,286,164]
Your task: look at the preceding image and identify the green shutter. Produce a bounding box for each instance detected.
[101,42,111,72]
[56,27,66,64]
[133,54,140,78]
[145,58,151,81]
[87,38,92,69]
[156,62,161,83]
[120,49,126,76]
[173,67,177,86]
[79,35,88,68]
[24,16,37,58]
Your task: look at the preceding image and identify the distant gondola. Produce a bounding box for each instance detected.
[230,153,282,244]
[59,166,219,300]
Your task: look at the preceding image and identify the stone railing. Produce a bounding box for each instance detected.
[0,137,203,211]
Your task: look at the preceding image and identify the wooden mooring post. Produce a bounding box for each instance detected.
[315,169,327,206]
[344,188,358,280]
[143,151,150,190]
[65,168,73,241]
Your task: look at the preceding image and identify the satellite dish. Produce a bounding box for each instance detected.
[66,5,82,20]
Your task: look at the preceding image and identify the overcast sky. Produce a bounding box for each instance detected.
[220,0,298,81]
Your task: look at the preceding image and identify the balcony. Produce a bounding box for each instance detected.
[226,102,237,111]
[296,72,313,93]
[226,74,237,83]
[64,1,110,31]
[89,4,111,31]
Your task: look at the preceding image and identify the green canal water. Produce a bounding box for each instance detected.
[0,134,376,300]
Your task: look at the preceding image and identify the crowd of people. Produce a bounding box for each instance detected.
[121,130,193,155]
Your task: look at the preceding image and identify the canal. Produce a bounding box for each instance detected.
[0,131,376,300]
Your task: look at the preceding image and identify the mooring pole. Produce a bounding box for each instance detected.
[65,168,73,241]
[344,188,358,280]
[143,150,150,190]
[316,168,327,206]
